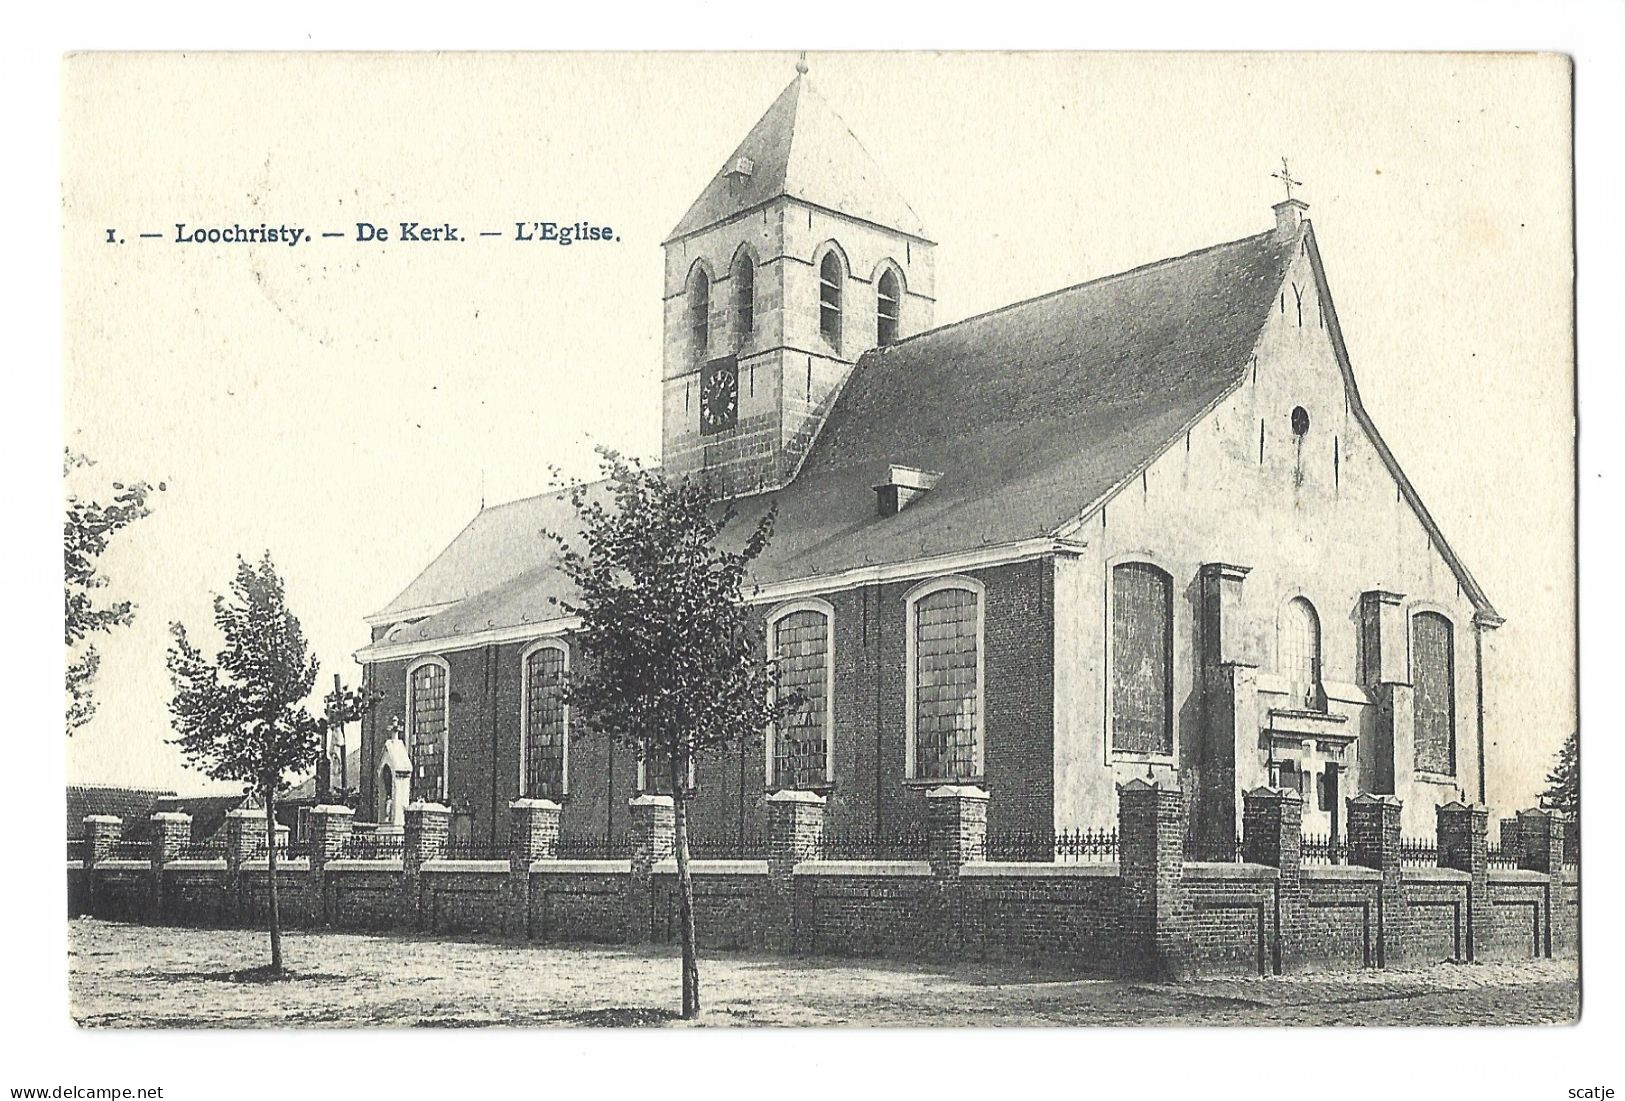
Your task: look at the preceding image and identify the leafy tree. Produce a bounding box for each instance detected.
[166,553,368,974]
[1540,729,1578,822]
[64,449,163,731]
[548,450,802,1019]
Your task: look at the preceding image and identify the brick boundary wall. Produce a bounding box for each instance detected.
[69,788,1577,978]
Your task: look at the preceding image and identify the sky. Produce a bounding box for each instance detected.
[61,51,1573,813]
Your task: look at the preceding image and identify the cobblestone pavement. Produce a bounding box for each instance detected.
[67,920,1579,1028]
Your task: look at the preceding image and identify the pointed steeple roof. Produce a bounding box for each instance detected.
[665,72,930,243]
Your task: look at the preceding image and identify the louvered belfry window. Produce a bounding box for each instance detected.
[772,610,829,789]
[524,646,567,800]
[409,662,448,802]
[733,256,755,348]
[690,270,710,363]
[819,252,842,347]
[913,587,980,781]
[1412,612,1456,774]
[1111,563,1173,755]
[877,269,901,346]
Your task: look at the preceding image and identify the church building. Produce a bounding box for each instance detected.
[353,65,1502,857]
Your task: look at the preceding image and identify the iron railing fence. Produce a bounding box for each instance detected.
[554,833,629,860]
[338,833,405,860]
[247,838,298,860]
[67,839,88,863]
[442,839,508,861]
[110,839,152,861]
[823,824,930,861]
[1486,845,1519,870]
[1399,838,1439,867]
[175,840,228,861]
[1301,833,1348,865]
[684,830,770,861]
[985,827,1120,863]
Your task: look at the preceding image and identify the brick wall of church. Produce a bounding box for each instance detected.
[361,556,1056,846]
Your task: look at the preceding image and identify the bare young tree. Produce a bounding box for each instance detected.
[548,450,802,1019]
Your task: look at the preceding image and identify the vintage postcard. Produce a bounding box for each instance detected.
[59,51,1577,1035]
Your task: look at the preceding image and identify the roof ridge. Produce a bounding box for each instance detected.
[480,475,613,515]
[865,229,1280,359]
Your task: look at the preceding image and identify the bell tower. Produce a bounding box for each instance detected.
[660,58,935,496]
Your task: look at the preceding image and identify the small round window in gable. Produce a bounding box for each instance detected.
[1290,406,1311,489]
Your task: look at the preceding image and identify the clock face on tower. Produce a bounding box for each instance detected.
[698,355,739,436]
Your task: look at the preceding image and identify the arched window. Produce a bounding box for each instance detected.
[1280,597,1323,710]
[1412,612,1456,774]
[768,602,834,790]
[819,251,843,348]
[689,268,710,363]
[406,659,449,802]
[906,578,983,781]
[732,254,755,349]
[521,642,568,800]
[1111,563,1174,755]
[877,268,901,346]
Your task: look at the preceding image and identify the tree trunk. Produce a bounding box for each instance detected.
[671,753,699,1019]
[265,789,283,975]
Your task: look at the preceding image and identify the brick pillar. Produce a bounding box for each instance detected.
[926,786,986,962]
[1347,793,1404,968]
[625,794,674,944]
[81,815,121,917]
[1516,808,1569,957]
[82,815,121,867]
[148,812,191,924]
[1118,778,1186,978]
[1437,801,1490,962]
[224,807,265,923]
[151,812,191,864]
[1243,786,1304,973]
[925,785,988,875]
[767,790,825,951]
[403,801,450,930]
[307,804,354,926]
[507,798,561,940]
[225,807,265,867]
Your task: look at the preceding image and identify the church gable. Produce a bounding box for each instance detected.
[1061,216,1494,623]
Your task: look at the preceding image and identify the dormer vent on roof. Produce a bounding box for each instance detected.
[873,465,942,517]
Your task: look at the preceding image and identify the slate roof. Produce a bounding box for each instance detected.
[66,785,173,839]
[734,228,1297,580]
[370,481,607,625]
[363,228,1306,654]
[666,74,928,243]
